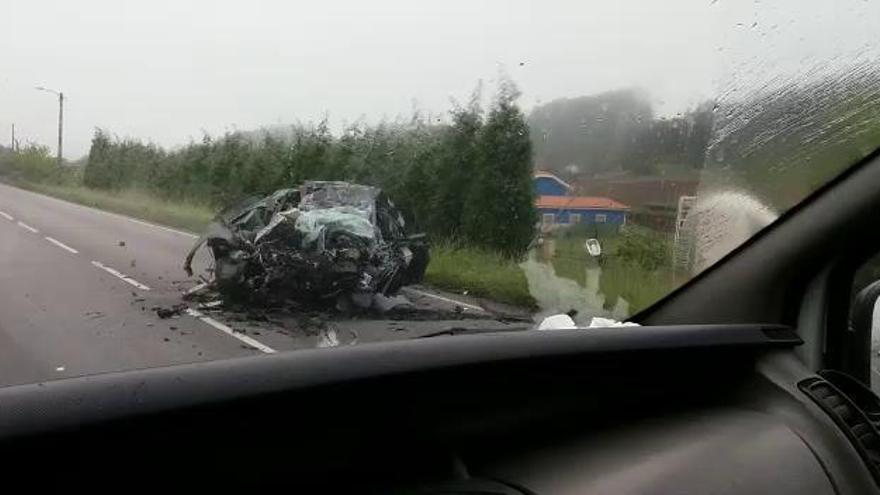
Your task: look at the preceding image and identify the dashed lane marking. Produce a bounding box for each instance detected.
[45,236,79,254]
[16,221,38,233]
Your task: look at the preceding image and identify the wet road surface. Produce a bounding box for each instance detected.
[0,182,527,387]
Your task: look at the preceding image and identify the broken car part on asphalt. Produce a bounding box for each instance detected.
[184,181,430,310]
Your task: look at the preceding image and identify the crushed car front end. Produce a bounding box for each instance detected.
[184,181,429,309]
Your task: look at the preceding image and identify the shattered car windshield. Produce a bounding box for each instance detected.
[0,0,879,384]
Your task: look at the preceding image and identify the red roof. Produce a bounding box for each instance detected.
[536,195,629,210]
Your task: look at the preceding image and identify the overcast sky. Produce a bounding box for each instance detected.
[2,0,877,158]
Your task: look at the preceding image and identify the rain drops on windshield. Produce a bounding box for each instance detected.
[0,0,878,385]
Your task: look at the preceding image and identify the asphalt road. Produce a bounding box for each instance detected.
[0,182,524,387]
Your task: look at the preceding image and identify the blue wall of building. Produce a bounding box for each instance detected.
[534,176,568,196]
[538,208,626,227]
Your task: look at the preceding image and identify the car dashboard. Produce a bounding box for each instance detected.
[0,325,874,493]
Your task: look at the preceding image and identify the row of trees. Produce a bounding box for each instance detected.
[83,80,536,258]
[528,89,714,177]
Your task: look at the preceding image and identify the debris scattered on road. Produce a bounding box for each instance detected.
[169,326,178,330]
[84,311,105,320]
[55,366,65,372]
[131,259,137,268]
[183,181,429,311]
[183,282,209,297]
[156,303,187,319]
[317,328,340,348]
[118,240,126,247]
[163,337,170,342]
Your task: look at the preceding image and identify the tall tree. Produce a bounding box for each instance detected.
[83,128,113,188]
[462,78,536,258]
[431,83,483,239]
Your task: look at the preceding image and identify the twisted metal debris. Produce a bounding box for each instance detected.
[184,181,429,309]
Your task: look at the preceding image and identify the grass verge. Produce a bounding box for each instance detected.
[424,244,538,309]
[6,180,214,233]
[596,261,679,314]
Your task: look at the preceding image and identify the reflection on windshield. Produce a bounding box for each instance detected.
[524,0,880,316]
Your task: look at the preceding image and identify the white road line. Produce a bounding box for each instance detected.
[0,211,13,221]
[16,221,38,233]
[90,261,151,291]
[125,217,199,238]
[185,308,276,354]
[405,288,486,313]
[44,236,79,254]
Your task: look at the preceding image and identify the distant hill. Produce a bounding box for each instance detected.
[527,89,713,179]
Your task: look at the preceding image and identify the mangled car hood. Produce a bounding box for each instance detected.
[185,181,429,309]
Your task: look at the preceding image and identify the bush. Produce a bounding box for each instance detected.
[0,144,63,183]
[612,226,671,271]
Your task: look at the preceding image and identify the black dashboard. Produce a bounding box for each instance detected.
[0,325,874,493]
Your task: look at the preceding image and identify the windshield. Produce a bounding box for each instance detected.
[0,0,878,384]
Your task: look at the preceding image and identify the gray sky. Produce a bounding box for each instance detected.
[2,0,876,158]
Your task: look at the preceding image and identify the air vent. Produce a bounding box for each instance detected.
[819,370,880,427]
[800,376,880,484]
[760,326,801,343]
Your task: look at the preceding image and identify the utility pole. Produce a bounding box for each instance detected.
[57,92,63,165]
[10,124,14,152]
[35,86,64,167]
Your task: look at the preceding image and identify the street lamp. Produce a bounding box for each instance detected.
[35,85,64,167]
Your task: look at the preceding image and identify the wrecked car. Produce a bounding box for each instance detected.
[184,181,429,308]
